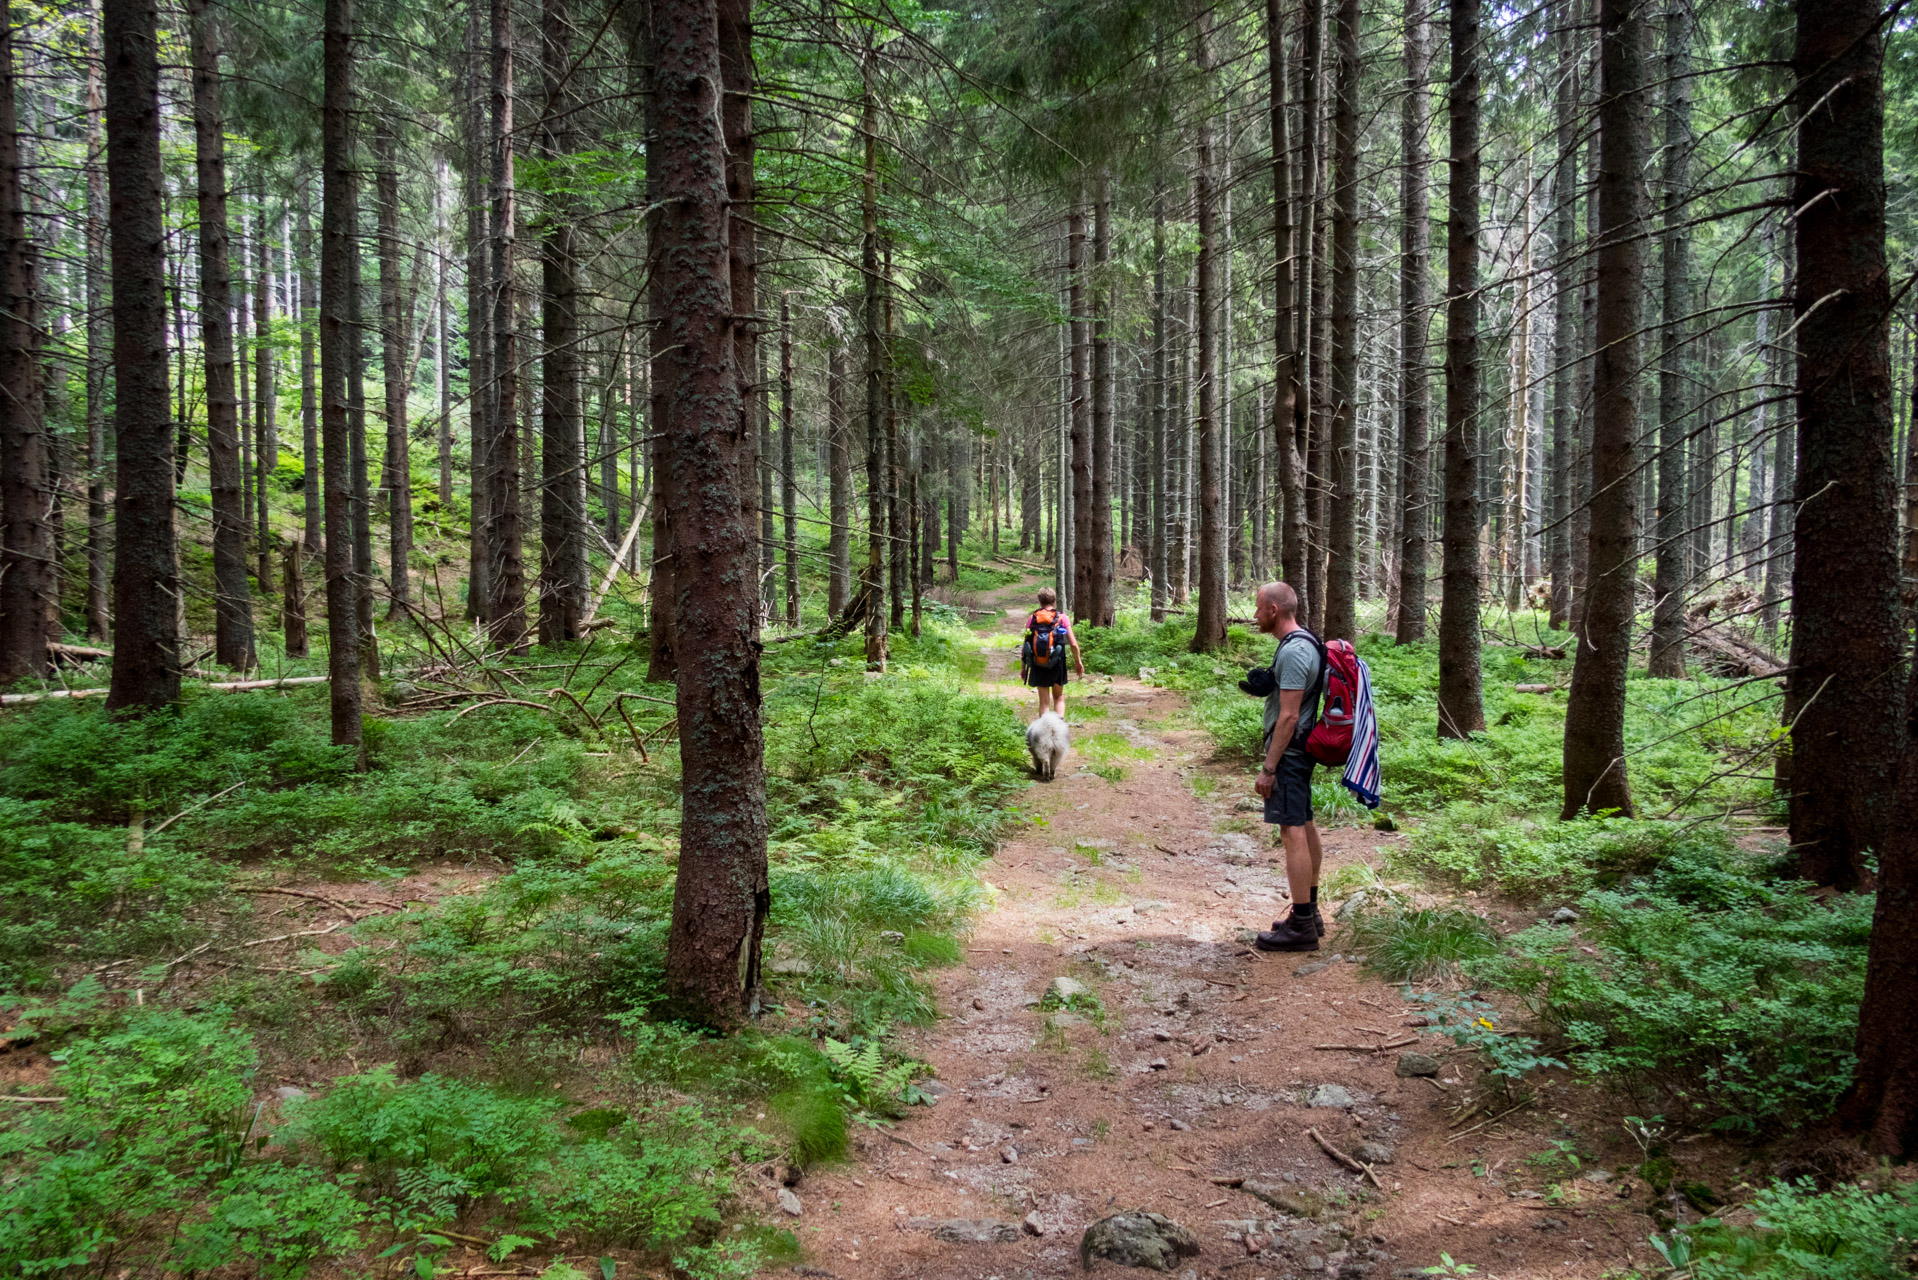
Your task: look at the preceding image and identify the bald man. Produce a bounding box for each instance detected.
[1250,582,1325,951]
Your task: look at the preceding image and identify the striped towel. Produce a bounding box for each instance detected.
[1340,654,1382,809]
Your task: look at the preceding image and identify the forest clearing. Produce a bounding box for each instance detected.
[1,0,1915,1276]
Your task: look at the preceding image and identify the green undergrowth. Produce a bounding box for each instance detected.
[1655,1175,1918,1280]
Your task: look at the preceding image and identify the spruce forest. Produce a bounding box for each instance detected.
[2,0,1916,1274]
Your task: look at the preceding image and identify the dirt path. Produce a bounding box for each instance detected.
[777,584,1654,1280]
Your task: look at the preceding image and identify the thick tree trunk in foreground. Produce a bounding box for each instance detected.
[538,0,587,646]
[1784,0,1900,891]
[484,0,526,649]
[0,18,47,683]
[1393,0,1430,644]
[1436,0,1485,738]
[318,0,362,749]
[1322,0,1359,642]
[656,0,767,1029]
[1266,0,1301,608]
[102,0,178,713]
[187,0,253,671]
[1561,0,1646,818]
[1647,1,1690,678]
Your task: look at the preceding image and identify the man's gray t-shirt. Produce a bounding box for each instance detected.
[1261,632,1322,752]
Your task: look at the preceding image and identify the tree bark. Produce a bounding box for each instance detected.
[1090,174,1115,626]
[299,187,321,555]
[1393,0,1430,644]
[464,0,491,617]
[347,179,378,679]
[1647,0,1690,678]
[655,0,767,1029]
[1547,2,1577,631]
[1785,0,1900,889]
[319,0,362,749]
[861,45,887,668]
[1436,0,1485,739]
[1323,0,1359,642]
[1190,17,1226,654]
[186,0,253,671]
[484,0,526,649]
[537,0,587,646]
[282,539,308,656]
[255,222,277,589]
[374,125,413,618]
[827,335,850,613]
[1068,199,1091,621]
[1150,187,1167,622]
[102,0,178,713]
[0,19,44,683]
[83,30,110,642]
[781,292,797,626]
[1561,0,1646,818]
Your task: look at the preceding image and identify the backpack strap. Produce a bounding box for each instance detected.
[1277,628,1329,732]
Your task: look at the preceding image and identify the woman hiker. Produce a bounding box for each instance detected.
[1021,587,1085,718]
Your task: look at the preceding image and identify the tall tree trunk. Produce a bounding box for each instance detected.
[655,0,766,1029]
[299,188,321,555]
[1269,0,1304,598]
[375,125,413,617]
[282,539,307,656]
[83,40,110,642]
[464,0,491,617]
[347,184,377,678]
[1561,0,1646,818]
[255,222,276,588]
[318,0,362,749]
[827,336,850,613]
[1785,0,1900,889]
[860,45,887,668]
[1299,0,1323,627]
[436,166,454,509]
[1149,187,1167,622]
[1393,0,1430,644]
[1547,2,1577,631]
[1090,174,1115,626]
[781,292,797,625]
[187,0,253,671]
[0,14,43,682]
[1322,0,1360,641]
[102,0,178,713]
[484,0,526,648]
[537,0,586,646]
[1068,199,1091,621]
[885,253,904,630]
[1190,17,1226,654]
[1436,0,1485,739]
[1647,0,1690,678]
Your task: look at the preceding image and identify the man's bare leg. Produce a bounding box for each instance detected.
[1279,822,1315,915]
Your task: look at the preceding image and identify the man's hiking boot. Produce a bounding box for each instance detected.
[1271,911,1327,938]
[1255,913,1320,952]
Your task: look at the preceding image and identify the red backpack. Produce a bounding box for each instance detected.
[1284,630,1361,767]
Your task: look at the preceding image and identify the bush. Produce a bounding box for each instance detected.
[1672,1177,1918,1280]
[1394,805,1700,900]
[1474,844,1870,1134]
[1344,905,1499,983]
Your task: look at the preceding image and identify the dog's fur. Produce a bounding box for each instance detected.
[1026,711,1069,782]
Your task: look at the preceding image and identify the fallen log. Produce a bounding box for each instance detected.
[1683,622,1784,679]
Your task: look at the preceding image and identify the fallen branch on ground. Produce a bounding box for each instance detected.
[1307,1126,1384,1189]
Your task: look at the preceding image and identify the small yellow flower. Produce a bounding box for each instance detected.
[1477,1017,1495,1029]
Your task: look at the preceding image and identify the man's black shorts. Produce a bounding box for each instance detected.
[1263,749,1315,827]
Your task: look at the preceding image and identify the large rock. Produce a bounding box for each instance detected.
[1079,1212,1201,1271]
[1394,1052,1441,1078]
[1046,975,1091,1004]
[1308,1083,1357,1108]
[930,1219,1021,1244]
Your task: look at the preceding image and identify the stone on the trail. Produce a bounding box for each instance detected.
[1308,1084,1357,1109]
[1334,891,1367,921]
[971,997,986,1011]
[1531,1216,1567,1232]
[1046,976,1090,1004]
[1242,1180,1323,1219]
[1153,1029,1173,1042]
[777,1188,803,1216]
[1147,1057,1170,1071]
[1353,1141,1396,1166]
[1079,1212,1201,1272]
[1023,1211,1045,1237]
[930,1219,1021,1244]
[920,1079,952,1098]
[1294,961,1330,977]
[1551,906,1580,924]
[271,1085,309,1102]
[769,955,812,976]
[1168,1118,1191,1131]
[1394,1052,1442,1078]
[1581,1169,1614,1184]
[1001,1146,1018,1164]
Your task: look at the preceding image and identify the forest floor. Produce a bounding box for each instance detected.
[784,577,1670,1280]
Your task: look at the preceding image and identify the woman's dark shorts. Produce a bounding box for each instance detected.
[1263,749,1316,827]
[1025,658,1068,689]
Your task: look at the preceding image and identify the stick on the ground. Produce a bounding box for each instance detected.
[1307,1126,1384,1189]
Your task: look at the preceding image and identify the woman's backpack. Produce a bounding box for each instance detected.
[1029,609,1069,666]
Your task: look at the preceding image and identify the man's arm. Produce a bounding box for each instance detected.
[1255,688,1304,796]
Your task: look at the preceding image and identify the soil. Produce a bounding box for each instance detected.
[764,578,1687,1280]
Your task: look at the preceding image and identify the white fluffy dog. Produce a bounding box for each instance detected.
[1026,711,1069,782]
